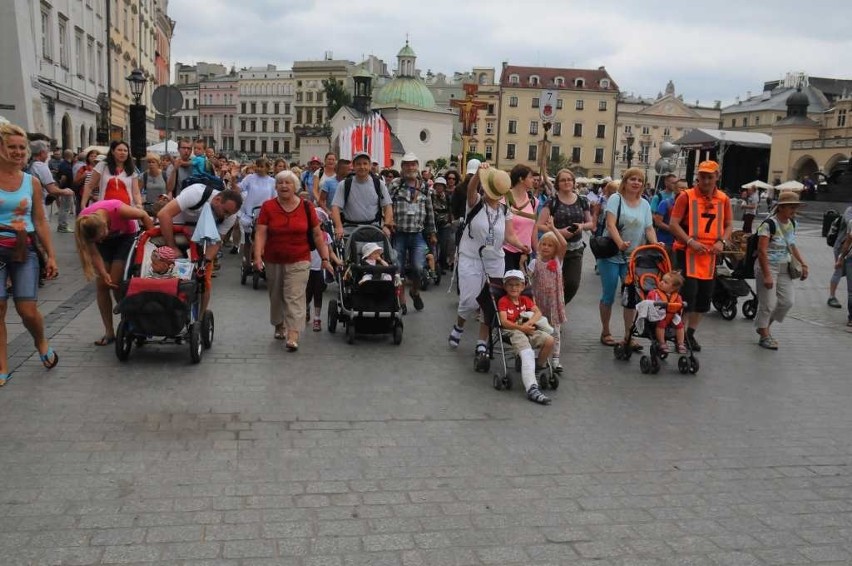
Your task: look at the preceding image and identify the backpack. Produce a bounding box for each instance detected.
[454,199,508,247]
[827,215,847,247]
[740,218,796,279]
[342,173,383,224]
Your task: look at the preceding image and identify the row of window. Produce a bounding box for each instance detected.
[623,125,663,135]
[239,84,293,96]
[200,115,235,129]
[507,75,611,90]
[507,96,608,111]
[240,139,292,155]
[240,102,292,116]
[40,5,105,88]
[295,91,324,103]
[239,118,292,133]
[504,121,606,138]
[501,143,607,165]
[201,93,236,106]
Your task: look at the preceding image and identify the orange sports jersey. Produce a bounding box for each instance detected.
[671,188,731,280]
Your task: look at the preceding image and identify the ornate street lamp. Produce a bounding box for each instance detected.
[625,133,635,168]
[126,69,148,161]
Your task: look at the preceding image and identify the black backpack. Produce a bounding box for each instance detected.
[739,218,795,279]
[342,173,383,224]
[827,215,847,247]
[454,199,508,247]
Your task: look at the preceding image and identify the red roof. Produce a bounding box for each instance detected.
[499,65,618,92]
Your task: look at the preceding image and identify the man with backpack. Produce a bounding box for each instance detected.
[330,152,393,240]
[828,206,852,309]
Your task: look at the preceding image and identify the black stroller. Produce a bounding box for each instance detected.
[240,206,266,289]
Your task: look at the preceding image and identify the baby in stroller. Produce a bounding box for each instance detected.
[358,242,393,284]
[646,270,687,354]
[497,270,554,405]
[150,246,177,279]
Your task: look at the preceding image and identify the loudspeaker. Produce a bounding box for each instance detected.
[129,104,147,158]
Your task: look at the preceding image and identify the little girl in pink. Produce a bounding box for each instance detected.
[527,218,567,371]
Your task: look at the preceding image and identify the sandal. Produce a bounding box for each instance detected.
[39,347,59,370]
[758,336,778,350]
[94,336,115,346]
[600,333,617,346]
[0,373,11,387]
[628,341,644,352]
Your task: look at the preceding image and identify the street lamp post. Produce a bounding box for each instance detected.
[126,69,148,163]
[626,133,635,169]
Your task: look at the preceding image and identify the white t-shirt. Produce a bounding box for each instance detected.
[237,174,276,225]
[458,195,513,276]
[93,161,135,203]
[310,232,333,270]
[173,183,237,236]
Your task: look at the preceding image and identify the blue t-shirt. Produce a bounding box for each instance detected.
[603,193,653,264]
[321,176,341,205]
[654,196,675,245]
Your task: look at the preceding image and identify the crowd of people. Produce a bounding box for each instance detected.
[1,124,850,398]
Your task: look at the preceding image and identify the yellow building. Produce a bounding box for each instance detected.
[108,0,158,142]
[496,63,618,177]
[615,81,720,180]
[292,56,354,162]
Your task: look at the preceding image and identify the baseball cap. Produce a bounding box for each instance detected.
[309,155,321,164]
[434,176,447,185]
[466,158,481,175]
[502,269,525,283]
[352,151,371,162]
[697,160,720,174]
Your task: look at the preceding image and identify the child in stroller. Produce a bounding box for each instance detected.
[646,270,687,354]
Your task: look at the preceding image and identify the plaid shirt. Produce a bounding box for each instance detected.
[389,179,436,235]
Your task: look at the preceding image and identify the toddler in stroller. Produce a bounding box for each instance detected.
[646,271,687,354]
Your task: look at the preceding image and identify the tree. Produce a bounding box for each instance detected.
[547,153,572,177]
[323,76,352,119]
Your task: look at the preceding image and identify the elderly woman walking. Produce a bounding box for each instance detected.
[754,191,809,349]
[0,123,62,384]
[253,170,331,351]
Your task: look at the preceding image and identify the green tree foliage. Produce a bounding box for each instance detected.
[323,76,352,120]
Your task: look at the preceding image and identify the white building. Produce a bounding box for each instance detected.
[0,0,108,149]
[236,65,295,159]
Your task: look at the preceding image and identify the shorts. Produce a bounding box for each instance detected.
[504,328,550,352]
[96,234,134,265]
[0,246,40,302]
[656,314,684,330]
[674,249,714,313]
[393,232,427,279]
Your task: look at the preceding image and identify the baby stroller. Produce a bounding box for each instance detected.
[714,231,758,320]
[114,226,214,363]
[419,238,442,291]
[327,225,404,345]
[614,244,699,375]
[239,206,266,290]
[474,248,558,392]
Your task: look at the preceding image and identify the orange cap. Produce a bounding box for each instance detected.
[697,160,720,173]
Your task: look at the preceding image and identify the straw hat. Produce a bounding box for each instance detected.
[479,168,511,201]
[773,191,805,209]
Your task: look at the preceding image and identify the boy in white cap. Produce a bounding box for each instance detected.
[498,269,554,405]
[358,242,392,284]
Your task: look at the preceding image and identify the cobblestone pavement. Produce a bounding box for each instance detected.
[0,213,850,565]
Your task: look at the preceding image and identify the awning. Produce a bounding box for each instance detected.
[674,128,771,150]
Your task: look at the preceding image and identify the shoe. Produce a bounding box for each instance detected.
[474,347,489,372]
[57,226,73,233]
[527,384,551,405]
[758,335,778,350]
[0,373,11,386]
[285,341,299,352]
[229,246,239,255]
[39,347,59,370]
[312,319,321,332]
[686,333,702,352]
[657,343,669,354]
[448,328,461,349]
[828,297,842,309]
[410,291,424,311]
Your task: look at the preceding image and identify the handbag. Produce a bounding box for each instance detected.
[589,195,622,260]
[788,254,803,279]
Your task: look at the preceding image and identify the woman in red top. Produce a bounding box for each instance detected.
[253,170,331,351]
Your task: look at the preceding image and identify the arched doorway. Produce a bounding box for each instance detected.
[80,125,86,150]
[791,154,818,180]
[61,113,73,151]
[89,127,94,146]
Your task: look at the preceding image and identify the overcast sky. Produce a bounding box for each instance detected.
[169,0,851,107]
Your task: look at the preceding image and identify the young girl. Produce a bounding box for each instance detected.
[647,271,686,354]
[305,208,340,331]
[527,218,567,371]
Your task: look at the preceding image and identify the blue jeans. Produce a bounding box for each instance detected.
[393,231,427,282]
[597,258,627,306]
[0,247,40,302]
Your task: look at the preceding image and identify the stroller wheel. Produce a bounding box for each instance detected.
[189,323,202,364]
[613,343,624,360]
[345,322,356,345]
[115,320,132,362]
[677,356,690,374]
[392,322,403,345]
[401,304,407,316]
[537,368,551,390]
[549,373,559,390]
[503,375,512,390]
[252,270,260,290]
[201,311,214,349]
[650,357,661,374]
[688,356,700,374]
[420,271,430,291]
[327,300,338,333]
[474,351,490,373]
[719,299,737,321]
[742,299,758,320]
[492,374,504,391]
[639,355,651,374]
[240,263,248,285]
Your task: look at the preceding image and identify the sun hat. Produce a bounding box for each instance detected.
[401,152,419,163]
[773,191,806,209]
[697,160,720,174]
[465,158,481,176]
[361,242,383,260]
[479,168,512,201]
[153,246,177,263]
[503,269,525,282]
[434,176,447,186]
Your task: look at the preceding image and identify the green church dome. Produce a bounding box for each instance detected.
[375,77,436,109]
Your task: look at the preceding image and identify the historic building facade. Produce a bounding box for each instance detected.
[235,65,295,159]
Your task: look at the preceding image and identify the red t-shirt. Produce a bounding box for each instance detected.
[497,294,535,323]
[257,198,319,264]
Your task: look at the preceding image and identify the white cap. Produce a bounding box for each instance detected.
[401,152,419,163]
[361,242,383,259]
[466,158,481,175]
[352,151,371,162]
[503,269,525,282]
[434,177,447,185]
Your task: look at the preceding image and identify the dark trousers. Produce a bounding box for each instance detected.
[562,247,584,304]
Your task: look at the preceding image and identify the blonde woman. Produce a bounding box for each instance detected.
[75,200,153,345]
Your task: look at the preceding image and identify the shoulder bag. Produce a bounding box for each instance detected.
[589,195,622,259]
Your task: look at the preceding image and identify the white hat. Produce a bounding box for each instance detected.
[361,242,383,259]
[434,176,447,185]
[352,151,371,162]
[401,152,419,163]
[503,269,525,282]
[466,158,481,175]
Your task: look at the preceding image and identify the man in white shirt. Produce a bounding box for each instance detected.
[28,140,74,223]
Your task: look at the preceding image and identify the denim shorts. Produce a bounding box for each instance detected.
[393,232,427,278]
[0,246,40,302]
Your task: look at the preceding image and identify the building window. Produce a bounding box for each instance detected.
[555,77,564,87]
[575,78,585,88]
[530,75,540,86]
[58,15,69,68]
[575,99,584,110]
[261,120,267,132]
[600,79,610,89]
[594,148,604,164]
[316,109,323,123]
[528,144,537,162]
[506,143,516,160]
[284,120,291,132]
[250,140,256,153]
[754,116,760,126]
[731,118,736,127]
[485,121,494,134]
[596,124,606,139]
[240,139,246,152]
[743,117,749,127]
[96,43,103,86]
[284,140,290,154]
[241,102,247,113]
[285,103,291,114]
[624,125,632,134]
[550,145,560,162]
[272,140,279,154]
[250,120,256,132]
[838,109,847,127]
[295,109,302,123]
[556,99,563,110]
[663,127,671,136]
[274,102,279,114]
[41,5,52,60]
[639,142,650,163]
[531,97,540,109]
[469,143,477,155]
[598,100,607,111]
[573,123,583,137]
[509,74,519,84]
[261,140,267,154]
[571,147,581,163]
[262,102,267,114]
[487,104,495,116]
[296,92,303,102]
[552,122,562,136]
[485,144,493,161]
[529,121,539,135]
[641,126,650,135]
[305,109,313,124]
[306,92,313,102]
[250,102,256,114]
[75,29,84,78]
[472,123,478,135]
[507,120,517,134]
[317,91,323,102]
[509,96,518,107]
